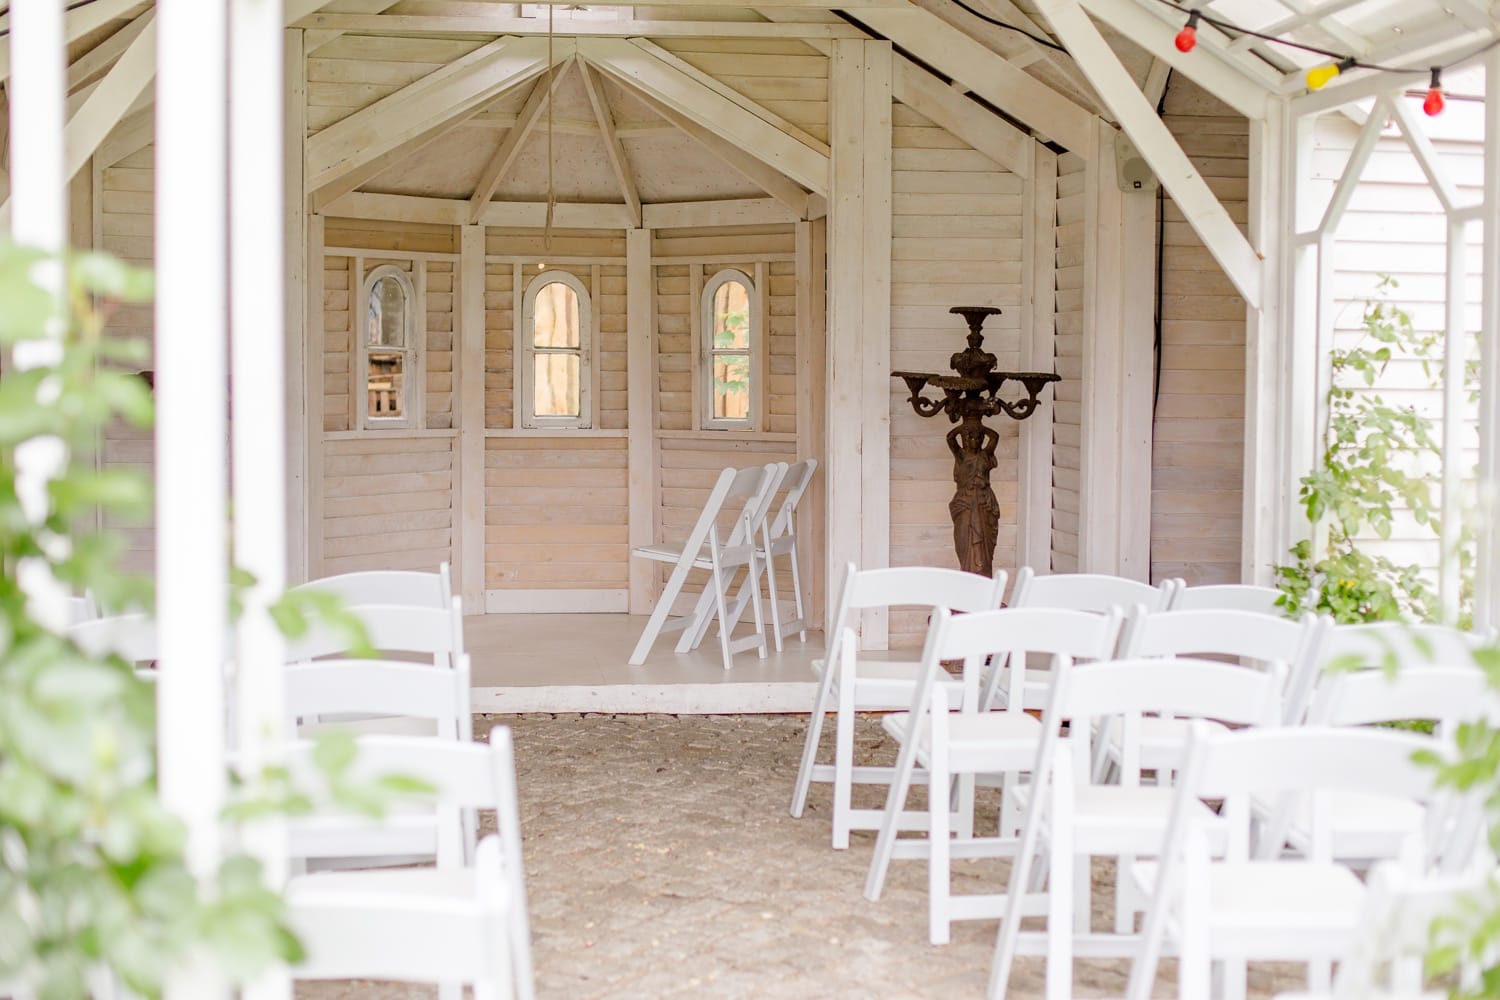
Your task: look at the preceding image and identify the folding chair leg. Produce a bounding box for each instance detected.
[747,555,768,659]
[1220,959,1248,1000]
[928,698,953,946]
[1114,854,1136,933]
[439,983,461,1000]
[764,545,784,653]
[865,707,927,901]
[832,649,858,849]
[710,557,735,670]
[630,559,694,664]
[787,536,807,642]
[791,659,838,818]
[1046,818,1075,1000]
[677,581,719,654]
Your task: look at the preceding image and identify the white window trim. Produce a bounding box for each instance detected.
[520,269,593,430]
[358,263,421,431]
[700,267,756,431]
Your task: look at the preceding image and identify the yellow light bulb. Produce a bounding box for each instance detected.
[1305,59,1352,91]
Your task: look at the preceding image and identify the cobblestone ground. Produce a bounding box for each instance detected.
[299,713,1302,999]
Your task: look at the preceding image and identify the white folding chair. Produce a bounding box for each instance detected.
[685,461,790,654]
[981,567,1176,712]
[862,606,1124,944]
[990,656,1285,1000]
[68,612,158,665]
[285,728,534,1000]
[629,463,782,669]
[788,563,1006,849]
[284,597,465,670]
[64,593,98,625]
[292,562,453,608]
[1169,580,1286,616]
[1126,724,1459,1000]
[756,458,818,651]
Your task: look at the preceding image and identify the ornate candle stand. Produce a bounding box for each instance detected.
[892,306,1060,577]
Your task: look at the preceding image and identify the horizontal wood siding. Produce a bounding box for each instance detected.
[1052,151,1085,573]
[888,102,1025,646]
[485,260,515,429]
[1153,94,1248,585]
[426,260,455,429]
[652,38,829,144]
[99,145,157,573]
[485,437,629,590]
[320,435,456,575]
[323,254,352,432]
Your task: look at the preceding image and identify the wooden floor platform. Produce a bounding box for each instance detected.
[465,613,825,714]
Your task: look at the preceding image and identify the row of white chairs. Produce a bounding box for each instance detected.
[67,564,536,1000]
[630,458,817,669]
[789,564,1497,998]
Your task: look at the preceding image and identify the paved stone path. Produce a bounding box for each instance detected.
[300,713,1301,999]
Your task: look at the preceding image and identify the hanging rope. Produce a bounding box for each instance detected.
[544,1,556,251]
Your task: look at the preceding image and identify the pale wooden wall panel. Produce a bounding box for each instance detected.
[320,436,455,574]
[306,35,489,134]
[1051,151,1085,574]
[651,39,830,143]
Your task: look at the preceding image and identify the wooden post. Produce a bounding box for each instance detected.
[305,213,325,578]
[827,38,891,647]
[795,219,827,626]
[157,0,230,995]
[285,27,308,583]
[459,224,487,611]
[1118,162,1155,581]
[626,227,656,612]
[1018,142,1058,575]
[1478,47,1500,630]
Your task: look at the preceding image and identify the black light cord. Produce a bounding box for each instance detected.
[944,0,1070,53]
[1151,71,1169,420]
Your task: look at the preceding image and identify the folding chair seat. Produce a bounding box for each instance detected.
[1125,725,1466,1000]
[286,729,534,1000]
[788,562,1006,849]
[862,605,1124,944]
[1168,580,1286,616]
[989,656,1285,1000]
[629,463,783,670]
[755,458,817,651]
[291,561,453,609]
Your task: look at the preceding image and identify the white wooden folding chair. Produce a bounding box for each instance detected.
[862,606,1124,944]
[285,728,534,1000]
[68,612,158,665]
[1168,580,1286,616]
[989,656,1285,1000]
[284,596,465,670]
[292,561,453,608]
[788,562,1006,849]
[685,461,790,654]
[629,463,781,669]
[64,593,98,625]
[1126,724,1459,1000]
[756,458,818,651]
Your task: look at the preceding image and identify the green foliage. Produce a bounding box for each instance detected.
[713,307,750,401]
[1275,277,1453,625]
[0,244,405,998]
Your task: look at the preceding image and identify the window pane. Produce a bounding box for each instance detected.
[712,281,750,349]
[534,281,580,348]
[713,353,750,420]
[533,353,580,418]
[367,350,405,419]
[368,275,406,347]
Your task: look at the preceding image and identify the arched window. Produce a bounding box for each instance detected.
[521,270,591,429]
[360,264,418,429]
[701,268,754,430]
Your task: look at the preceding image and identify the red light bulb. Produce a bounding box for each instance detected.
[1175,11,1200,52]
[1423,67,1445,116]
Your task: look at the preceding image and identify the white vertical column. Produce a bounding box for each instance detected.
[1477,49,1500,630]
[626,227,657,613]
[156,3,229,997]
[1018,143,1058,575]
[1439,220,1467,623]
[284,28,309,584]
[827,38,891,647]
[9,0,71,629]
[459,223,486,611]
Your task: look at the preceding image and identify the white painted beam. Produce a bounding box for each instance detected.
[891,58,1030,176]
[1018,141,1057,573]
[579,36,828,195]
[1038,0,1262,309]
[307,35,556,196]
[1477,45,1500,630]
[62,14,155,181]
[642,198,799,229]
[626,228,656,613]
[468,56,575,224]
[0,0,147,87]
[580,62,642,228]
[847,5,1091,153]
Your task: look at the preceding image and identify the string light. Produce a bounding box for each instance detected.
[1305,57,1356,91]
[1423,67,1446,116]
[1175,10,1200,53]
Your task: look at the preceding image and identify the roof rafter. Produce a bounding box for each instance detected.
[467,55,577,224]
[291,11,872,38]
[0,0,147,86]
[579,63,643,228]
[891,58,1031,175]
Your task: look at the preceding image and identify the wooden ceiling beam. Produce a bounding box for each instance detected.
[467,56,577,224]
[307,34,559,197]
[579,62,643,229]
[63,11,155,181]
[891,57,1030,176]
[0,0,148,86]
[292,12,872,38]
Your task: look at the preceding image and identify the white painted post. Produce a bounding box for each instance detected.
[285,28,309,583]
[156,0,230,996]
[459,224,486,611]
[1018,143,1058,575]
[1477,47,1500,631]
[626,227,656,613]
[1439,219,1468,624]
[229,1,290,995]
[9,0,72,630]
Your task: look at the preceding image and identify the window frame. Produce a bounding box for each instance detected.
[700,267,756,431]
[520,269,593,430]
[357,263,420,432]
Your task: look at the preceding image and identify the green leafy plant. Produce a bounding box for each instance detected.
[0,244,403,998]
[1275,277,1454,625]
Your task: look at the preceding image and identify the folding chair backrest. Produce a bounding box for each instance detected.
[292,565,452,609]
[1168,581,1285,616]
[69,613,158,664]
[825,562,1006,662]
[721,462,783,543]
[1009,566,1173,614]
[765,459,817,541]
[1307,664,1497,732]
[286,655,472,741]
[284,599,464,663]
[1321,621,1492,673]
[1123,607,1315,663]
[1058,658,1286,732]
